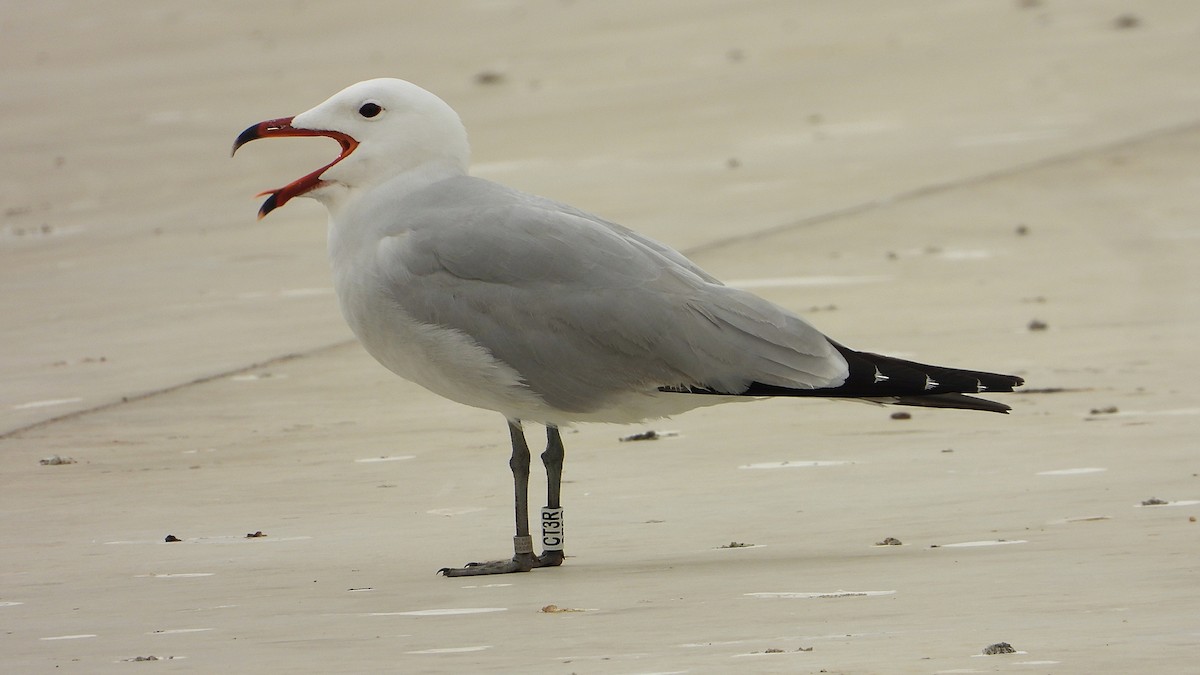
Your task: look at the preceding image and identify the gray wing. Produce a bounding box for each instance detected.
[377,176,848,414]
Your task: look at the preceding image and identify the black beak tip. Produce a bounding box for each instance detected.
[232,123,262,157]
[257,192,279,220]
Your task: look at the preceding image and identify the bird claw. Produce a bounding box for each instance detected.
[438,555,532,577]
[437,550,564,576]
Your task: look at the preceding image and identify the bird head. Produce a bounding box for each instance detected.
[232,78,470,219]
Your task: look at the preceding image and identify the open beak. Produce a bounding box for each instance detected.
[232,116,359,219]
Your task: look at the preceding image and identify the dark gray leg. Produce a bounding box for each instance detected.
[537,425,566,567]
[438,419,538,576]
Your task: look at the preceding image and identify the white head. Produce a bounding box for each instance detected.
[233,78,470,218]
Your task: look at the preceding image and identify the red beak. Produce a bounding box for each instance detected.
[232,116,359,219]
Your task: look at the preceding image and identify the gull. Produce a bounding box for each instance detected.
[233,78,1023,576]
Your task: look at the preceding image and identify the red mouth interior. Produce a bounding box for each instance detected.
[256,131,358,219]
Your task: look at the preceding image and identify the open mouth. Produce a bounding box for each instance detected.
[232,117,359,219]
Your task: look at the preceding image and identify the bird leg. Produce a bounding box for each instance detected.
[439,419,545,576]
[537,425,565,567]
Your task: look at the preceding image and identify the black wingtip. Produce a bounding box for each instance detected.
[662,343,1024,414]
[894,393,1014,414]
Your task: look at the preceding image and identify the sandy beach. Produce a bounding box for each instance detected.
[3,2,1199,672]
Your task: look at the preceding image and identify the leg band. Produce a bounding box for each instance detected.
[541,507,564,552]
[513,535,534,555]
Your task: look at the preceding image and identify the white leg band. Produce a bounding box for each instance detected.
[541,507,564,551]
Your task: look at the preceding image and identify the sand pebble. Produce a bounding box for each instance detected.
[972,650,1028,658]
[39,455,77,465]
[1134,499,1199,508]
[474,69,505,85]
[619,429,680,442]
[981,641,1016,655]
[1113,13,1140,29]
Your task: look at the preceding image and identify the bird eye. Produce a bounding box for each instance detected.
[358,102,383,118]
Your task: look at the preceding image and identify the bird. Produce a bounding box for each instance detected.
[233,78,1023,576]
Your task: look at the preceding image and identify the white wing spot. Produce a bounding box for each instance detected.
[976,379,986,392]
[924,376,939,390]
[873,367,889,384]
